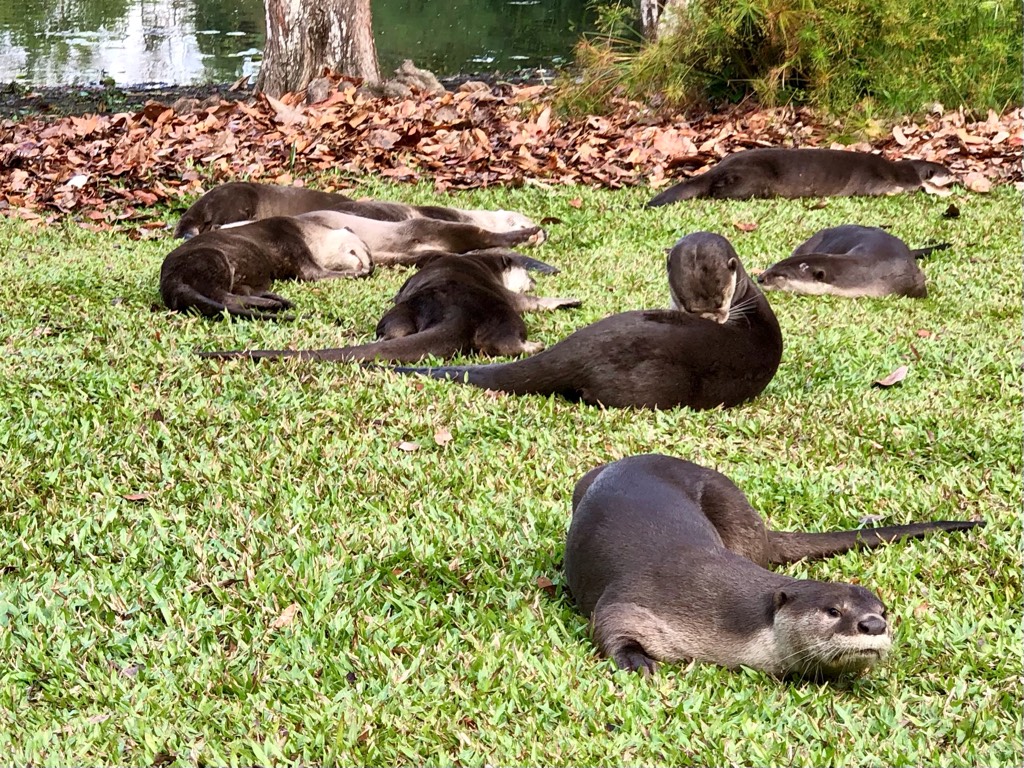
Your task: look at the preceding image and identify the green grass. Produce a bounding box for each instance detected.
[0,182,1020,765]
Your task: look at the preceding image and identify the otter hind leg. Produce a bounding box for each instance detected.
[473,313,539,357]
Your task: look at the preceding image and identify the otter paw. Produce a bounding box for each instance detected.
[613,643,657,677]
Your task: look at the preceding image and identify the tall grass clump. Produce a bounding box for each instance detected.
[557,0,1022,117]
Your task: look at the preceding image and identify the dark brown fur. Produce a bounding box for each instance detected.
[175,182,541,238]
[566,454,983,678]
[647,148,954,207]
[394,232,782,410]
[175,183,351,238]
[197,249,581,362]
[160,216,371,320]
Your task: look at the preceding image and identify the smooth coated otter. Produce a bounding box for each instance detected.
[174,183,352,238]
[175,181,543,240]
[198,249,581,362]
[757,225,949,298]
[566,454,984,678]
[160,215,371,319]
[249,209,544,265]
[394,232,783,410]
[646,148,955,207]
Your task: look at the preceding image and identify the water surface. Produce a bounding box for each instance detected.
[0,0,594,86]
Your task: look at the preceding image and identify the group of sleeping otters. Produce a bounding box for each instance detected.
[165,147,981,681]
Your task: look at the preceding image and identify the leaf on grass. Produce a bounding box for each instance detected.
[397,441,420,452]
[122,492,151,503]
[536,575,557,596]
[872,365,908,388]
[270,602,300,630]
[913,601,931,618]
[916,329,933,338]
[433,428,453,446]
[732,220,758,232]
[962,171,992,193]
[568,198,583,209]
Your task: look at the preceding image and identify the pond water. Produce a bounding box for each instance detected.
[0,0,596,87]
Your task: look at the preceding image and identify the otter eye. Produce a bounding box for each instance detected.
[826,607,842,618]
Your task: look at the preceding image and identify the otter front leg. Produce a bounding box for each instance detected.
[298,261,373,281]
[591,597,681,676]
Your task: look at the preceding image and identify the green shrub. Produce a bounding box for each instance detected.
[557,0,1022,116]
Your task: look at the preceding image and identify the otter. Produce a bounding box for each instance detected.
[646,148,955,207]
[160,215,372,320]
[393,232,782,410]
[242,209,544,266]
[756,225,950,299]
[566,454,984,678]
[175,182,543,240]
[197,249,581,362]
[174,183,352,238]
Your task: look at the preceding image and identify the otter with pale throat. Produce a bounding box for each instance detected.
[198,249,581,362]
[757,225,949,299]
[175,182,542,240]
[566,454,984,679]
[393,232,782,410]
[646,148,954,207]
[254,209,544,265]
[160,214,371,320]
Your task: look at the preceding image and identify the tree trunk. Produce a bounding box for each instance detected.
[257,0,380,98]
[639,0,688,41]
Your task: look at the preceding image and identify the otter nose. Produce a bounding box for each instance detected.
[857,615,887,636]
[755,273,765,284]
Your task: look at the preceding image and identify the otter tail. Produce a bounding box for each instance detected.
[164,284,294,321]
[646,176,710,208]
[767,520,984,565]
[392,343,579,398]
[911,242,952,259]
[199,324,466,363]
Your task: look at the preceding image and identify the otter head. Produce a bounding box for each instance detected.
[907,160,955,196]
[320,225,374,277]
[666,232,746,324]
[772,580,891,679]
[175,183,259,239]
[757,258,830,294]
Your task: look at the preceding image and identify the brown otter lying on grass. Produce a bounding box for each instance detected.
[647,148,955,206]
[160,213,371,320]
[566,454,984,678]
[198,249,581,361]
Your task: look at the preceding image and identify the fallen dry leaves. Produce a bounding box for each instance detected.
[1,75,1020,232]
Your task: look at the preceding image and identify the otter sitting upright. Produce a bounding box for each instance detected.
[646,148,954,207]
[198,249,581,362]
[160,213,372,319]
[393,232,782,410]
[565,454,984,679]
[756,225,949,299]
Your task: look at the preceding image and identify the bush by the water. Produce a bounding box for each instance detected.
[559,0,1022,116]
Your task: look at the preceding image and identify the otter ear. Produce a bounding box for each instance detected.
[663,247,672,255]
[773,589,790,611]
[727,257,738,271]
[812,268,827,281]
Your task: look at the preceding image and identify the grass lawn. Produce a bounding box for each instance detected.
[0,181,1019,766]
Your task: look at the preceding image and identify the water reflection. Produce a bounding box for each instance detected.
[0,0,593,86]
